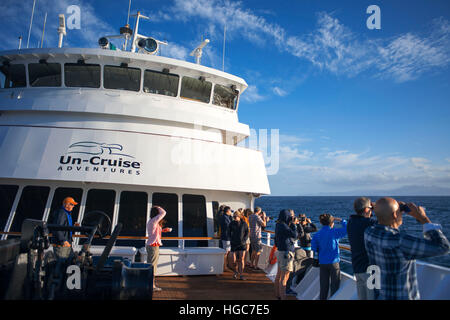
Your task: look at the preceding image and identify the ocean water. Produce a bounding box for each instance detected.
[254,196,450,270]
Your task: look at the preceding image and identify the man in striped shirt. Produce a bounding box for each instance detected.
[364,197,449,300]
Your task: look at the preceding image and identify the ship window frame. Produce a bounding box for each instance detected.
[212,84,239,110]
[47,187,83,225]
[182,194,208,247]
[28,62,62,87]
[116,190,148,247]
[180,76,212,104]
[0,184,19,232]
[81,188,116,246]
[0,64,27,89]
[8,185,50,235]
[64,63,101,88]
[103,64,141,92]
[143,69,179,97]
[151,192,179,248]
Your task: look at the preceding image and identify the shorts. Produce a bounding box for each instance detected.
[250,238,263,253]
[146,245,160,275]
[231,244,246,252]
[277,250,294,272]
[222,240,231,252]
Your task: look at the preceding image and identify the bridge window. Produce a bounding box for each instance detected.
[64,63,100,88]
[180,76,212,103]
[143,69,179,97]
[0,64,26,88]
[28,62,61,87]
[213,84,239,110]
[48,187,83,224]
[9,186,50,235]
[104,65,141,91]
[182,194,207,247]
[117,191,148,247]
[82,189,116,246]
[0,185,19,231]
[152,193,178,247]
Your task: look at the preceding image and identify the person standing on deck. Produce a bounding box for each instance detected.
[228,211,249,280]
[296,213,317,258]
[365,197,450,300]
[274,209,299,300]
[220,206,233,272]
[311,213,347,300]
[146,206,172,292]
[52,197,78,259]
[347,197,377,300]
[249,207,269,269]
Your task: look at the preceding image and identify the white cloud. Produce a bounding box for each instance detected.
[240,85,265,103]
[164,42,189,60]
[273,86,287,97]
[155,0,450,83]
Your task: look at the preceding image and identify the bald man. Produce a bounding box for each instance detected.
[364,197,449,300]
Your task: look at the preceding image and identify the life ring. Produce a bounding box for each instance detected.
[269,245,277,265]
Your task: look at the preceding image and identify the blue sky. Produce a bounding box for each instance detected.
[1,0,449,195]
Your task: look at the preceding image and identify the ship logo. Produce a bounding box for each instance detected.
[68,141,135,158]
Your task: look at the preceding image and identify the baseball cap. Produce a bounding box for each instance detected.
[63,197,78,205]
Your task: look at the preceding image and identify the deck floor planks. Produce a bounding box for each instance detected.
[152,266,296,300]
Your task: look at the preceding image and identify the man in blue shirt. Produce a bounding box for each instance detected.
[52,197,78,259]
[311,213,347,300]
[219,206,233,272]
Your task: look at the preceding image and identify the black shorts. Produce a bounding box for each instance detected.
[231,244,246,252]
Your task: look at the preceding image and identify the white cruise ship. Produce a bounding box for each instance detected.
[1,10,448,301]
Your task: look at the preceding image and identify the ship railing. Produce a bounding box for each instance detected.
[0,231,215,250]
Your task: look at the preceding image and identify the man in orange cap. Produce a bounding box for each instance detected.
[52,197,78,258]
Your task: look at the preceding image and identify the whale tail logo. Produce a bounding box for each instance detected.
[68,142,134,158]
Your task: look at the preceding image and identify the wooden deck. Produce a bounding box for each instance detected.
[152,266,295,300]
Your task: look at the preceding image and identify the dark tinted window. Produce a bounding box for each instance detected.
[180,76,212,103]
[117,191,148,247]
[48,188,83,224]
[212,201,220,236]
[144,70,179,97]
[152,193,178,247]
[83,189,115,245]
[0,64,26,88]
[9,186,50,235]
[0,185,19,231]
[182,194,207,247]
[104,65,141,91]
[28,63,61,87]
[64,63,100,88]
[213,84,239,109]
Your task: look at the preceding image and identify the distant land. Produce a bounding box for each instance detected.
[296,185,450,197]
[264,185,450,197]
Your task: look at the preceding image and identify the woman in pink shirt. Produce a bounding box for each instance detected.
[146,206,171,291]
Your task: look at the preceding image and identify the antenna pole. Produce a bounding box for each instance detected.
[222,24,226,71]
[26,0,37,48]
[18,36,23,49]
[40,12,47,48]
[126,0,132,25]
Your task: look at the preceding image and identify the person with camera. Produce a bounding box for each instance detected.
[347,197,377,300]
[311,213,347,300]
[274,209,299,300]
[296,213,317,258]
[249,207,269,269]
[364,197,449,300]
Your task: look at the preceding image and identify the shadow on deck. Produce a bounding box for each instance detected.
[152,266,295,300]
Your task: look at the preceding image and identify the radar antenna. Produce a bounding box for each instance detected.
[190,39,210,65]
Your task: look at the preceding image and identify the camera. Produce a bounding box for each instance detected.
[399,203,411,213]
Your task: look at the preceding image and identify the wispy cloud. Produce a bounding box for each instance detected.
[154,0,450,84]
